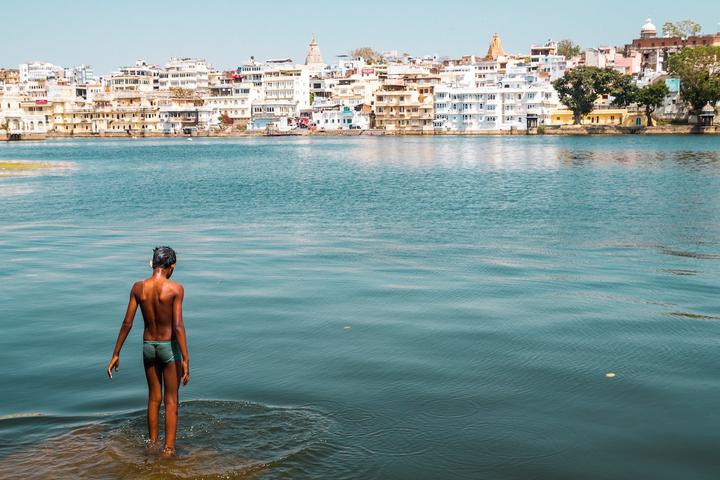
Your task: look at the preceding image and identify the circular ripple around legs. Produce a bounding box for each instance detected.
[0,400,344,480]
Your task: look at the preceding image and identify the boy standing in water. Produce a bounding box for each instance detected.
[107,246,190,456]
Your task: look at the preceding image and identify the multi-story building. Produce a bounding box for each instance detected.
[49,90,160,135]
[0,84,49,134]
[64,64,95,84]
[529,42,567,81]
[110,61,158,93]
[19,61,64,83]
[204,74,261,129]
[248,65,310,131]
[158,57,212,92]
[311,100,371,130]
[434,63,559,132]
[373,76,436,132]
[157,91,212,133]
[331,75,379,108]
[238,58,266,87]
[624,18,720,73]
[0,69,20,85]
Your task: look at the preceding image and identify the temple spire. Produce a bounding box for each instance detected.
[484,33,506,60]
[305,33,324,65]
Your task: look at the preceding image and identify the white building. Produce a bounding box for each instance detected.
[248,64,310,131]
[204,77,261,128]
[158,57,212,92]
[529,42,567,81]
[238,58,266,87]
[110,61,159,93]
[19,61,64,83]
[64,64,95,84]
[0,84,49,134]
[434,64,558,132]
[331,75,378,108]
[311,101,370,130]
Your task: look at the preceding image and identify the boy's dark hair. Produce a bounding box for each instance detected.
[152,246,177,269]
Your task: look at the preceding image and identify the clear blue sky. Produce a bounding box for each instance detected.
[1,0,718,74]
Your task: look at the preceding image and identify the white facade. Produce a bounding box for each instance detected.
[311,102,369,130]
[248,65,310,130]
[331,75,379,108]
[204,81,261,127]
[64,64,95,84]
[0,84,49,134]
[159,57,212,92]
[110,61,158,93]
[19,61,63,83]
[434,65,559,132]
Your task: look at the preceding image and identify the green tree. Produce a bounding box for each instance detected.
[557,39,582,59]
[611,75,640,108]
[351,47,382,63]
[662,20,701,39]
[667,45,720,115]
[635,80,670,127]
[552,67,622,124]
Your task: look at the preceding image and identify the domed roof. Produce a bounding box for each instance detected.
[701,102,715,114]
[641,18,656,33]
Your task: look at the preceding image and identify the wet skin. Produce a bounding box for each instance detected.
[107,264,190,456]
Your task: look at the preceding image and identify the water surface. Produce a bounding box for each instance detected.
[1,136,719,479]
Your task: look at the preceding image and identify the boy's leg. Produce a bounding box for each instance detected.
[162,360,183,454]
[144,360,163,445]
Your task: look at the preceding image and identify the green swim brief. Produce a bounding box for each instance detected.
[143,340,182,364]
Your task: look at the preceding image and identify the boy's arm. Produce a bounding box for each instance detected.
[107,283,139,379]
[172,284,190,385]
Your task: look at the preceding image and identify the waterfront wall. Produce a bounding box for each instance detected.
[3,125,719,141]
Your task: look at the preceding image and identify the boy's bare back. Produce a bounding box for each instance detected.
[134,276,184,341]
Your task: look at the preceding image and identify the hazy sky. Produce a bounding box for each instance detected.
[1,0,718,74]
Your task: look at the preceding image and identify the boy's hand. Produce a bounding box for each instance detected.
[107,355,120,379]
[182,360,190,385]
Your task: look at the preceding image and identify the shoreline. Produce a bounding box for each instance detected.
[2,124,719,141]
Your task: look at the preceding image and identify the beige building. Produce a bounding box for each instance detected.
[0,69,20,85]
[50,92,160,135]
[373,76,436,132]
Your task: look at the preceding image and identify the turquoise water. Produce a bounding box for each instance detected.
[1,136,719,479]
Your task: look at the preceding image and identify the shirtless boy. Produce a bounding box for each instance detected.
[107,246,190,456]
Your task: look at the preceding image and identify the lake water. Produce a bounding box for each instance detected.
[0,136,719,479]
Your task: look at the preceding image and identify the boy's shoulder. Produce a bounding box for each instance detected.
[166,279,185,295]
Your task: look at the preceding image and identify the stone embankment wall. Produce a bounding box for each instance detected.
[3,125,719,141]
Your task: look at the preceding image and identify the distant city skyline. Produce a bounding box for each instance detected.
[1,0,718,74]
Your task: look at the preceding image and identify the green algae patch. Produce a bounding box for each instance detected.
[0,161,53,171]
